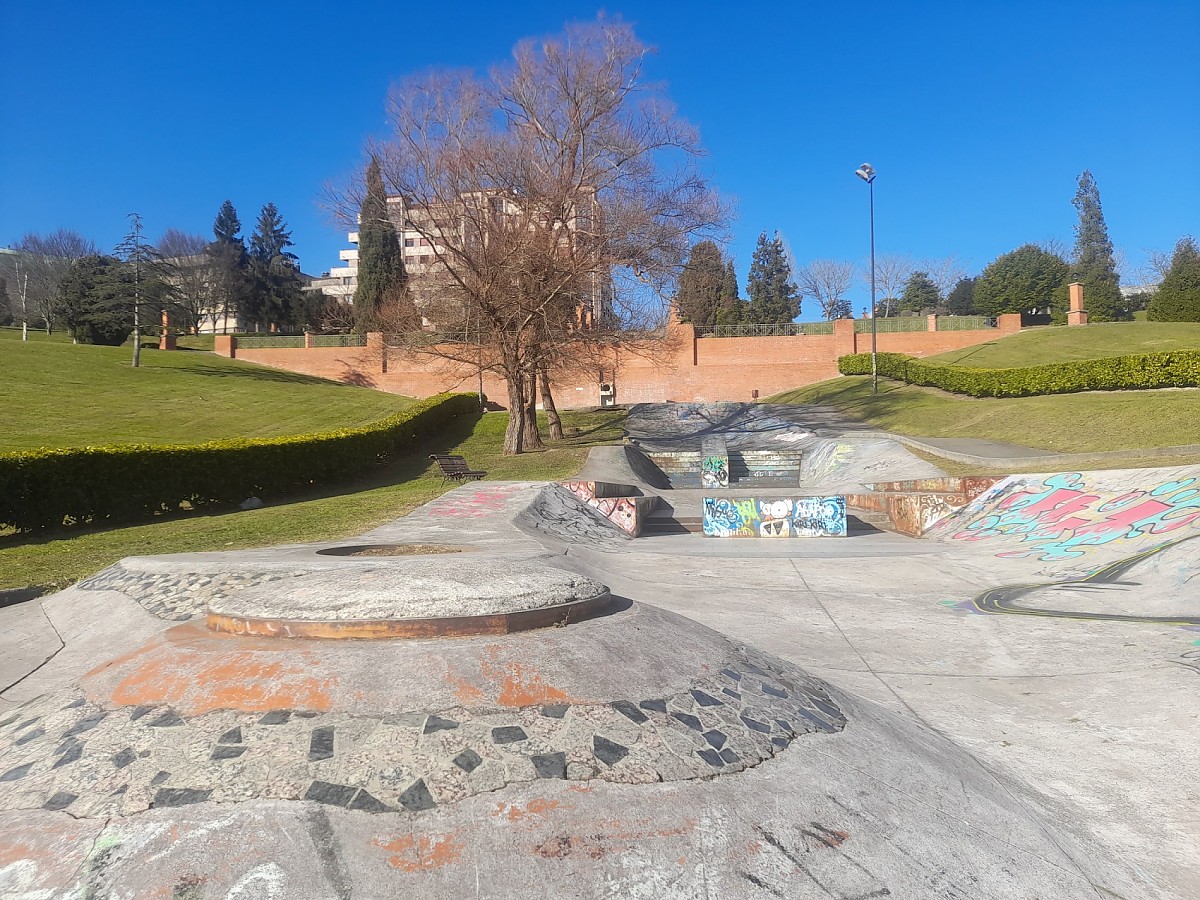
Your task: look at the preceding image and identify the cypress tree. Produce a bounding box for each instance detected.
[207,201,250,333]
[899,271,941,314]
[248,202,301,330]
[674,240,724,325]
[353,156,407,331]
[945,277,977,315]
[715,258,745,324]
[1060,170,1127,321]
[745,231,800,324]
[1147,237,1200,322]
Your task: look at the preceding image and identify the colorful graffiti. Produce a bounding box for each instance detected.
[563,481,647,536]
[703,496,847,538]
[701,455,729,489]
[949,473,1200,561]
[425,484,523,519]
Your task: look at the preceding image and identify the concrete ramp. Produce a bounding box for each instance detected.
[928,467,1200,568]
[573,444,672,490]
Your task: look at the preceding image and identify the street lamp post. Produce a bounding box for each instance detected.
[854,163,878,395]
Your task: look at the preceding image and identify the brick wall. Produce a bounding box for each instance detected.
[219,315,1020,409]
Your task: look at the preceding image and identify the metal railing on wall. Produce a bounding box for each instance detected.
[694,321,835,338]
[235,335,305,349]
[936,315,996,331]
[854,317,927,333]
[309,333,368,348]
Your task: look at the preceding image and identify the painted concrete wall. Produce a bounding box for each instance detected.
[217,316,1021,409]
[703,497,848,538]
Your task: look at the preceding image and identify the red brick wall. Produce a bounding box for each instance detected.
[221,318,1019,409]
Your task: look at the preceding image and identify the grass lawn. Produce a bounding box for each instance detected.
[0,407,627,592]
[770,376,1200,453]
[0,331,410,450]
[928,322,1200,368]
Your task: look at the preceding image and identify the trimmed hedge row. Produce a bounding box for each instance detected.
[838,350,1200,398]
[0,392,479,532]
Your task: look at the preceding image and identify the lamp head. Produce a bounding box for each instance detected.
[855,163,876,183]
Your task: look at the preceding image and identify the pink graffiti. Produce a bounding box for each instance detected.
[952,473,1200,560]
[563,482,640,535]
[426,484,521,518]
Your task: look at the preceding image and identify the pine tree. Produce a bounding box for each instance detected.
[54,254,134,345]
[745,231,800,324]
[207,200,249,333]
[899,271,941,314]
[353,156,408,331]
[674,240,724,325]
[113,212,166,366]
[1147,237,1200,322]
[248,202,301,331]
[715,259,746,325]
[945,277,977,315]
[1060,170,1126,321]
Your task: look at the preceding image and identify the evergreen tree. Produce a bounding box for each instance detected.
[899,271,941,314]
[206,200,250,333]
[112,212,167,366]
[945,277,977,315]
[1058,170,1126,321]
[1147,237,1200,322]
[745,231,800,324]
[54,254,134,345]
[674,240,724,325]
[353,156,408,331]
[974,244,1070,318]
[715,258,746,325]
[248,202,302,330]
[0,277,10,325]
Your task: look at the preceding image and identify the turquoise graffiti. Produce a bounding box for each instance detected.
[703,497,847,538]
[951,473,1200,560]
[701,455,729,489]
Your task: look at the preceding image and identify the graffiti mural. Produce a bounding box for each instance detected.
[703,496,847,538]
[948,473,1200,560]
[701,455,729,489]
[562,481,648,536]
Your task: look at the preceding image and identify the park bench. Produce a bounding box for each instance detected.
[429,454,488,484]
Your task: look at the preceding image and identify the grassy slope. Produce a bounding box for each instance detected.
[0,408,627,591]
[770,377,1200,453]
[0,332,410,450]
[928,322,1200,368]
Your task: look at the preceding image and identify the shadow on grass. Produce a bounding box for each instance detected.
[0,412,485,552]
[153,360,355,387]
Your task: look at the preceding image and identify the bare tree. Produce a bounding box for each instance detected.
[158,228,216,334]
[796,260,855,320]
[1136,248,1173,288]
[7,230,98,333]
[863,253,912,316]
[920,254,969,299]
[358,18,725,453]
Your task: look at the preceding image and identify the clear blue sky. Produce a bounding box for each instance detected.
[3,1,1197,312]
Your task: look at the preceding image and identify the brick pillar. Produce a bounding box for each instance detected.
[304,331,316,349]
[158,309,176,350]
[367,332,387,374]
[997,313,1022,333]
[927,314,939,332]
[213,335,236,358]
[833,318,857,357]
[1067,282,1088,326]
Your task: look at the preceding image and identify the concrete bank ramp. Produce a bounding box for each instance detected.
[573,444,672,490]
[928,466,1200,573]
[799,436,945,491]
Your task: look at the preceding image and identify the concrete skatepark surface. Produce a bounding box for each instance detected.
[1,403,1198,898]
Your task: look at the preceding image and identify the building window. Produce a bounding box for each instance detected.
[420,254,430,265]
[404,238,415,247]
[420,237,431,247]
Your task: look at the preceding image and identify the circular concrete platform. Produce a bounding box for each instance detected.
[206,561,612,639]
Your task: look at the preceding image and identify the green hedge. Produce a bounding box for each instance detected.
[0,392,479,532]
[838,351,1200,398]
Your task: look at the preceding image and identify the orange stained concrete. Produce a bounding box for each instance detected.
[494,797,574,823]
[84,625,335,715]
[372,832,465,872]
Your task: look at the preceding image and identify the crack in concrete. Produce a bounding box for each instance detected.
[0,601,66,697]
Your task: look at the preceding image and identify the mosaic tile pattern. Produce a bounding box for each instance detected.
[76,564,306,621]
[0,647,846,818]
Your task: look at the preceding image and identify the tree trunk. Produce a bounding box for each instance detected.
[502,372,526,455]
[540,368,564,440]
[522,372,544,451]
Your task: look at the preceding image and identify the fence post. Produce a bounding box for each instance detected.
[367,332,387,373]
[834,318,857,357]
[213,335,236,358]
[304,331,316,349]
[927,314,938,332]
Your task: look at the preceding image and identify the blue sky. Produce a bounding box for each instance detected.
[2,1,1197,312]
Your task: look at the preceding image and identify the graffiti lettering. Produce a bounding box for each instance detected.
[951,474,1200,560]
[703,497,846,538]
[701,455,729,489]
